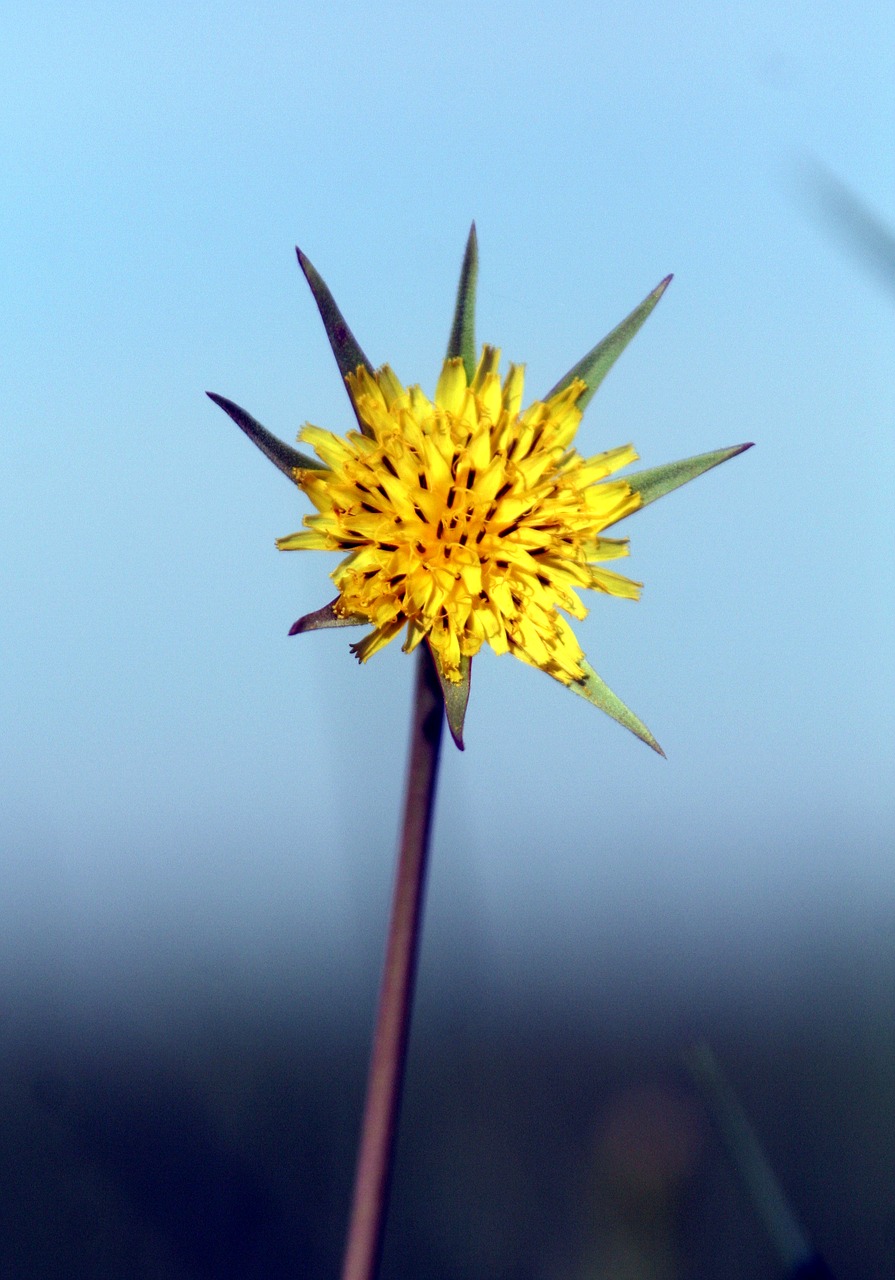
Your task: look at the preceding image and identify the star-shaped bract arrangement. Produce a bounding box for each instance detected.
[209,228,751,751]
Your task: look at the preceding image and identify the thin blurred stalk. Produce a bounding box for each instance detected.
[340,647,445,1280]
[802,162,895,296]
[685,1042,820,1275]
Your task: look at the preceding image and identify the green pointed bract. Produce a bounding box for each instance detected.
[570,661,665,756]
[296,247,375,435]
[548,275,673,413]
[446,223,479,383]
[621,442,754,514]
[289,599,368,635]
[431,649,470,751]
[206,392,322,480]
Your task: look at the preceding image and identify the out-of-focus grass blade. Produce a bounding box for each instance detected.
[804,164,895,297]
[684,1042,826,1278]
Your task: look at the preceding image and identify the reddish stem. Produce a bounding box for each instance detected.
[340,648,445,1280]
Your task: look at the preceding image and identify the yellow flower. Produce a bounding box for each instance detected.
[209,227,751,751]
[277,348,642,689]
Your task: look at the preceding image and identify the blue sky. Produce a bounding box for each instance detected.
[2,1,892,1011]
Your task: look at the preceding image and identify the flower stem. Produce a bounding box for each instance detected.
[340,647,445,1280]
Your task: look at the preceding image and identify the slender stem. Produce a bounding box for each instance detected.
[685,1042,812,1271]
[340,647,445,1280]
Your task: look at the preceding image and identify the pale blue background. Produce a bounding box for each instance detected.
[1,1,892,1020]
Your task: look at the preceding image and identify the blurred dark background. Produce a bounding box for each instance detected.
[2,898,891,1279]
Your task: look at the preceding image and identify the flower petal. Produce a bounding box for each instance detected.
[435,358,467,415]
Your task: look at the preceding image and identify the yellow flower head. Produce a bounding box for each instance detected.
[209,227,751,750]
[277,348,642,687]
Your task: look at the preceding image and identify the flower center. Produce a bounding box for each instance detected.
[278,356,641,682]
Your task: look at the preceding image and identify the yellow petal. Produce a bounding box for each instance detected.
[435,358,467,415]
